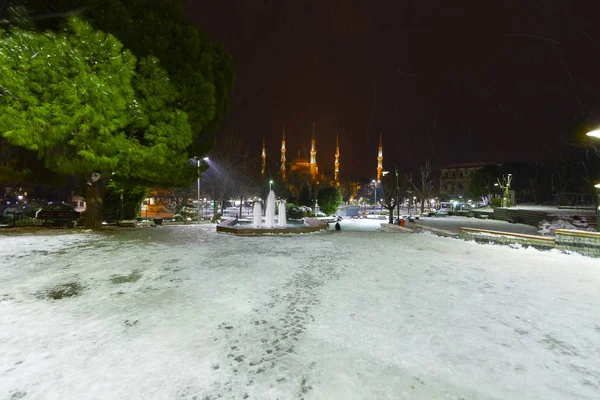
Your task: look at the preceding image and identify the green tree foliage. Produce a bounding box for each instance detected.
[298,186,313,207]
[0,18,194,228]
[317,186,342,216]
[28,0,235,156]
[103,181,148,221]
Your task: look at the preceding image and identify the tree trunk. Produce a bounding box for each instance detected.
[387,207,394,224]
[421,198,425,214]
[84,174,108,230]
[211,199,220,223]
[239,194,243,218]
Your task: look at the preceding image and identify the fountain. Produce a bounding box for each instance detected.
[278,201,286,227]
[216,189,325,235]
[265,190,276,228]
[253,201,262,228]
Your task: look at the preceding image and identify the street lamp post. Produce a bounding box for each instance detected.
[197,157,209,223]
[197,159,201,223]
[395,167,400,223]
[505,174,512,207]
[372,180,377,212]
[594,183,600,232]
[587,129,600,231]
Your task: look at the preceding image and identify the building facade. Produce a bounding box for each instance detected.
[439,162,490,199]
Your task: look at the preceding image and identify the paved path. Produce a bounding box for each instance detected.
[411,215,542,236]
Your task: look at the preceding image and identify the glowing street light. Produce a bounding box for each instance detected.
[269,180,274,192]
[372,179,380,210]
[586,129,600,139]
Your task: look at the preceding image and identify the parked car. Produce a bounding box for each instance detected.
[433,209,448,217]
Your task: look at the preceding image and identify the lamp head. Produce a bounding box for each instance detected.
[586,129,600,139]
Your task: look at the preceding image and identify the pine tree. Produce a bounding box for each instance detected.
[27,0,235,156]
[0,18,194,229]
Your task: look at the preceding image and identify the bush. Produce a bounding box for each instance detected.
[14,217,42,227]
[490,198,502,208]
[21,201,45,218]
[285,203,312,219]
[317,186,343,215]
[490,198,511,208]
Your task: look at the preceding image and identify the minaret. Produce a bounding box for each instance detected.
[280,128,286,182]
[310,122,318,180]
[377,132,383,181]
[334,134,340,185]
[261,137,266,176]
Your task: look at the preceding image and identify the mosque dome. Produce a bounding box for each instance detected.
[290,150,310,172]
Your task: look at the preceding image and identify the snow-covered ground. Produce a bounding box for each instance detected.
[327,219,386,231]
[538,219,596,235]
[476,204,596,218]
[413,216,540,236]
[1,226,599,400]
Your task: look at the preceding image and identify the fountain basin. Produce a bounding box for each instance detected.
[217,218,326,235]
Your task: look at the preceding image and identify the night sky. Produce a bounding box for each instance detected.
[182,0,600,178]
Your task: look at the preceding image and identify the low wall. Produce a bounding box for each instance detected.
[458,228,555,250]
[492,208,550,226]
[458,227,600,257]
[554,229,600,258]
[380,224,414,233]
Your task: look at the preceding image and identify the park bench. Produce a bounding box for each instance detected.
[37,210,79,228]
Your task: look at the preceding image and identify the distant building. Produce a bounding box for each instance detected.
[264,123,345,193]
[72,195,86,213]
[439,162,491,199]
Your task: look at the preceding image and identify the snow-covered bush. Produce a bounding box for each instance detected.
[286,203,313,219]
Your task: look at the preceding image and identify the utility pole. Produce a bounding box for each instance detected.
[197,159,201,223]
[395,166,400,223]
[372,180,378,212]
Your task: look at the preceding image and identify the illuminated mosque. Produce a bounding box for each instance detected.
[260,123,384,187]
